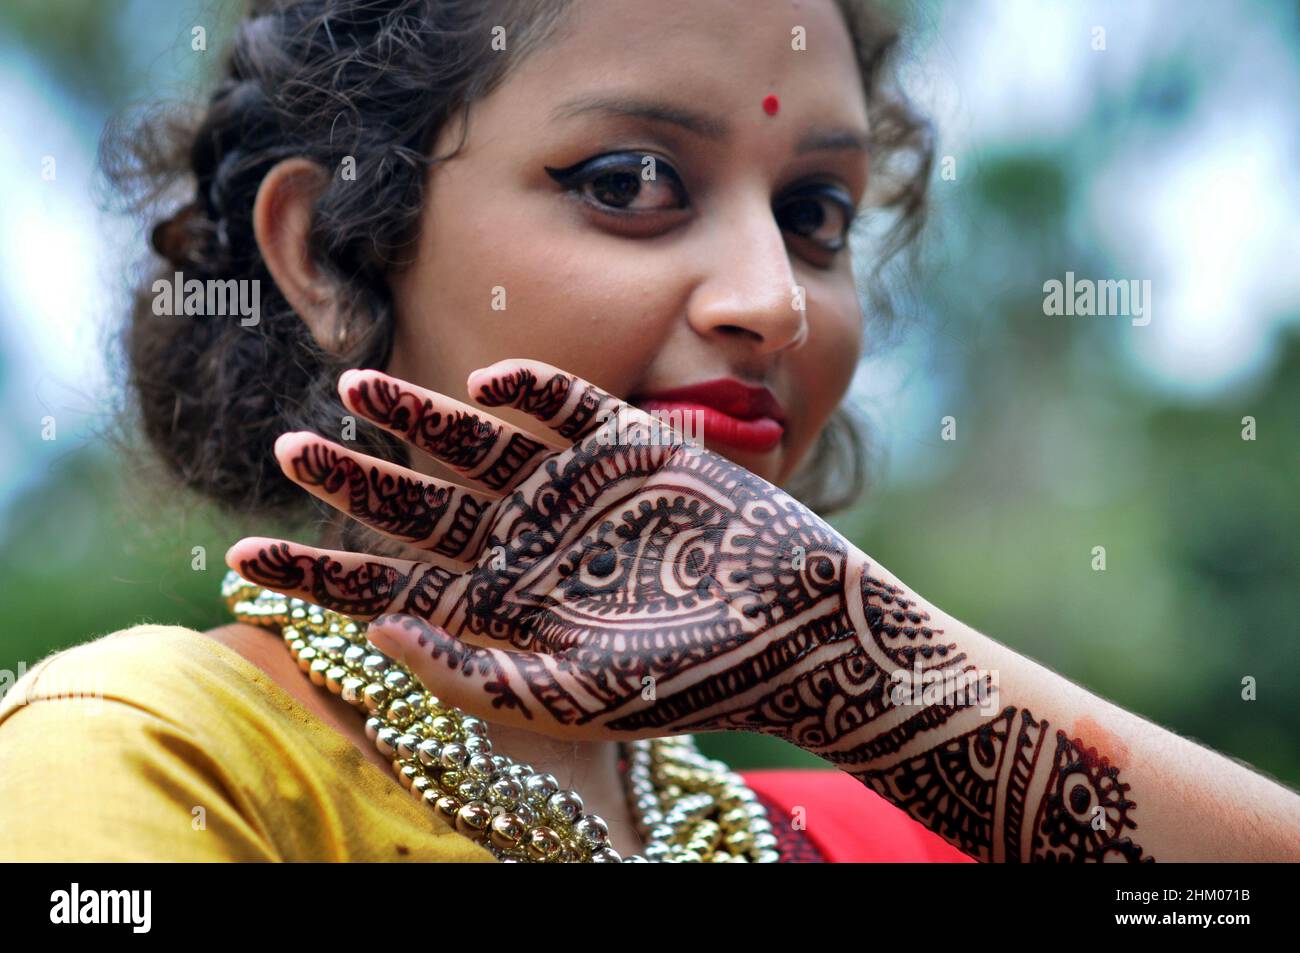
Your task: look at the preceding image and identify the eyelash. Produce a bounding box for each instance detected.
[544,151,859,260]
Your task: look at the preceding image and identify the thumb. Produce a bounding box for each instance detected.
[365,614,574,737]
[364,613,430,664]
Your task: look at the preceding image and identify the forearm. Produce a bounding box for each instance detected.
[803,548,1300,862]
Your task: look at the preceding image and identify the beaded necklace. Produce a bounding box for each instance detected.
[222,571,780,863]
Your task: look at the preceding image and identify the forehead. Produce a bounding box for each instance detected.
[489,0,869,143]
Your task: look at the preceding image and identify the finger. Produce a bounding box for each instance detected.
[274,431,500,561]
[224,537,456,621]
[339,369,559,492]
[468,358,695,451]
[366,614,652,741]
[467,359,629,442]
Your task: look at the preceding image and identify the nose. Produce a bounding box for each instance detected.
[686,201,809,356]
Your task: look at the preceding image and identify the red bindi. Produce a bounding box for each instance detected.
[762,94,779,116]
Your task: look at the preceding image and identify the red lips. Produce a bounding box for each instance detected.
[632,379,786,454]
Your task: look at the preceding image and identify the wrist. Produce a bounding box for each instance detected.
[788,548,972,764]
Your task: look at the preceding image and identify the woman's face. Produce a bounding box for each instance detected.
[388,0,870,486]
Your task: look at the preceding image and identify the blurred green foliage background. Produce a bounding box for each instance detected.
[1,1,1297,786]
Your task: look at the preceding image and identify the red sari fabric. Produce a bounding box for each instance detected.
[740,769,976,863]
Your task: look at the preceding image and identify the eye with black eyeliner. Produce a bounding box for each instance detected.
[775,183,858,254]
[545,152,689,215]
[547,152,859,261]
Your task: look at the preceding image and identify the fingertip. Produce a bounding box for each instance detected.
[369,611,419,635]
[365,622,405,659]
[465,364,500,403]
[272,431,299,458]
[224,537,266,572]
[273,431,324,476]
[338,367,375,406]
[226,536,281,558]
[224,536,254,562]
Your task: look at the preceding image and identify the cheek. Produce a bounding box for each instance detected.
[799,286,862,420]
[769,287,860,483]
[390,175,675,396]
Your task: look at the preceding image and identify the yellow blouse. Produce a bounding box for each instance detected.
[0,624,496,862]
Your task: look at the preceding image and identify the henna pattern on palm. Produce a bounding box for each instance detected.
[231,359,1152,863]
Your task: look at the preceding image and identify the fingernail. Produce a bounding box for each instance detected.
[367,622,404,657]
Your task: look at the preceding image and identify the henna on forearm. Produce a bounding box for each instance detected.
[753,563,1153,862]
[824,569,1151,862]
[847,704,1147,861]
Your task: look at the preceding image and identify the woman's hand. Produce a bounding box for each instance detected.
[227,359,1300,863]
[226,359,917,750]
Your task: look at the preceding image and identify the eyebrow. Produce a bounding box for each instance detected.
[551,94,870,155]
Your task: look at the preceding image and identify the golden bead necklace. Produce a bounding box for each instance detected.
[222,571,780,863]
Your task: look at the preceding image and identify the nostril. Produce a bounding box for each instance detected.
[716,324,764,341]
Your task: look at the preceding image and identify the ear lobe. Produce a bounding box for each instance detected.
[252,158,341,349]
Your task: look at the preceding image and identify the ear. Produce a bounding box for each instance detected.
[252,158,341,350]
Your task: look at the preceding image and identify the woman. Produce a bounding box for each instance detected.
[1,0,1297,863]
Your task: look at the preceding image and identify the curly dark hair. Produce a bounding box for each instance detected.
[104,0,932,536]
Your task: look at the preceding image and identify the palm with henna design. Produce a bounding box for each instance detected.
[228,358,905,741]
